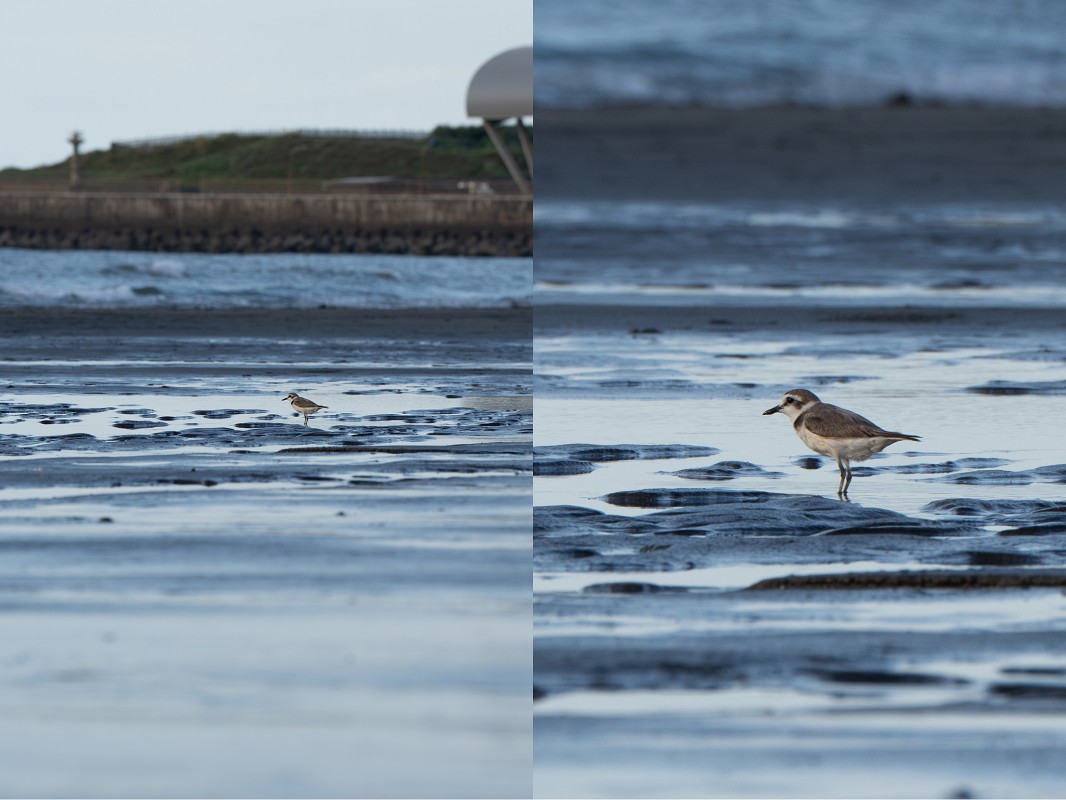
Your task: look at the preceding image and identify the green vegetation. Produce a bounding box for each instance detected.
[0,125,530,183]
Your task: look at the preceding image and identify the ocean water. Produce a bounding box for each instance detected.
[0,248,531,309]
[536,0,1066,108]
[536,199,1066,308]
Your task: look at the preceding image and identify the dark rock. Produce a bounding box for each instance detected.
[603,488,774,509]
[859,458,1012,476]
[580,489,981,539]
[0,223,529,257]
[933,470,1033,485]
[923,497,1061,519]
[535,443,719,463]
[1000,666,1066,676]
[534,443,719,479]
[671,461,785,481]
[534,459,596,476]
[954,457,1013,469]
[535,505,626,533]
[821,521,967,536]
[749,569,1066,591]
[809,669,966,685]
[887,460,983,475]
[967,379,1066,396]
[966,550,1043,566]
[194,409,260,419]
[1032,464,1066,482]
[989,683,1066,700]
[583,582,674,594]
[998,522,1066,537]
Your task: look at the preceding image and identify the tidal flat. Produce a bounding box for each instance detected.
[0,305,532,798]
[534,102,1066,798]
[535,305,1066,799]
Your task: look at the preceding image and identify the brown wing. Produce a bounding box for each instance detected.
[798,403,919,441]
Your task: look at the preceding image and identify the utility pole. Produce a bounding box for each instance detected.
[68,131,83,190]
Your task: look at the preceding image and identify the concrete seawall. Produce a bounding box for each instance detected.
[0,192,532,256]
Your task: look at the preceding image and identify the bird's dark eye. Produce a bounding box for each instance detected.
[784,397,795,405]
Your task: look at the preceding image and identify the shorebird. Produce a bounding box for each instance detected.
[763,388,920,498]
[284,392,327,426]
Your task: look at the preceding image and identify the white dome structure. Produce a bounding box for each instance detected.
[466,46,532,194]
[466,46,533,120]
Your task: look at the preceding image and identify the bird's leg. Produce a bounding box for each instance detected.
[841,457,853,497]
[836,457,846,497]
[303,414,309,426]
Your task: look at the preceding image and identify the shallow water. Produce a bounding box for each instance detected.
[0,347,532,796]
[535,393,1066,519]
[534,185,1066,796]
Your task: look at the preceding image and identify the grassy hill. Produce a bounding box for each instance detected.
[0,125,530,184]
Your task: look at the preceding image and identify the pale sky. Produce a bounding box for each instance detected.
[0,0,531,169]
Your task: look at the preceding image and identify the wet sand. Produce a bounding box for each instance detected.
[535,325,1066,797]
[537,303,1066,337]
[0,305,531,797]
[537,105,1066,204]
[0,305,530,340]
[535,105,1066,798]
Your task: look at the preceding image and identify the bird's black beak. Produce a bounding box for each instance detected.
[763,405,781,416]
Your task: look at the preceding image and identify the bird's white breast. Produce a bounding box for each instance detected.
[795,425,896,461]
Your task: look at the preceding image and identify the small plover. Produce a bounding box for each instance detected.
[763,388,920,497]
[284,392,327,426]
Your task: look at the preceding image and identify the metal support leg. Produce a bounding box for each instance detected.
[483,120,530,194]
[515,117,533,177]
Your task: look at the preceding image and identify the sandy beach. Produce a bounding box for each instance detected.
[535,104,1066,799]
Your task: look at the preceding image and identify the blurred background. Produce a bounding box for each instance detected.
[534,3,1066,798]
